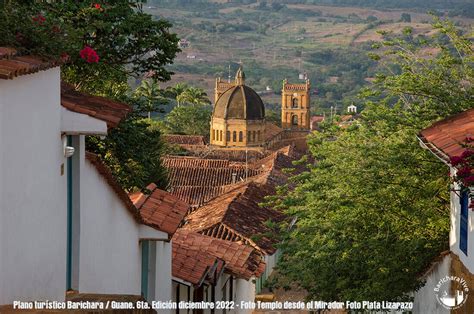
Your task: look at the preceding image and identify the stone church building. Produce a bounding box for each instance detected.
[209,66,311,150]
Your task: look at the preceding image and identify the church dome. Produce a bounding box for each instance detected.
[213,85,265,120]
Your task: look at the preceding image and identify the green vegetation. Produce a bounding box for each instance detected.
[160,104,213,136]
[145,0,472,115]
[0,0,180,191]
[267,20,473,300]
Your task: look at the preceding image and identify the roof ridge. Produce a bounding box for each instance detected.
[241,85,247,119]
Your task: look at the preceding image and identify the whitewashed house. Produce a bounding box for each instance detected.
[414,108,474,313]
[0,47,187,309]
[0,48,68,305]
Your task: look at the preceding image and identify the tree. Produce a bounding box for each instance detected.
[0,1,180,191]
[400,13,412,22]
[163,104,212,137]
[133,79,168,119]
[87,113,168,191]
[176,87,211,106]
[269,20,473,301]
[165,83,189,106]
[0,1,180,92]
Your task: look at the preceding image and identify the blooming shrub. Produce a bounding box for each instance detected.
[450,137,474,207]
[79,46,100,63]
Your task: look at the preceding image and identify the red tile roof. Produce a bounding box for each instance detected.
[0,47,64,80]
[419,108,474,161]
[311,115,325,123]
[178,151,305,254]
[181,181,286,255]
[264,122,284,141]
[164,135,207,146]
[129,183,189,236]
[311,115,325,130]
[61,83,131,128]
[163,156,264,207]
[172,241,223,287]
[173,230,266,280]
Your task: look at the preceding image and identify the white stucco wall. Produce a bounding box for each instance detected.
[413,254,451,314]
[449,171,474,274]
[234,278,255,313]
[80,151,170,296]
[153,240,172,305]
[80,142,141,294]
[0,68,67,304]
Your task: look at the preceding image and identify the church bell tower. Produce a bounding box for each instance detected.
[281,79,311,130]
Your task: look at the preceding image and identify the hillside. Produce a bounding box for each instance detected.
[144,0,473,114]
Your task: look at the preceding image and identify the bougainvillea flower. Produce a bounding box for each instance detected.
[461,150,474,159]
[32,14,46,25]
[465,137,474,143]
[450,156,464,166]
[79,46,100,63]
[457,167,472,178]
[463,176,474,185]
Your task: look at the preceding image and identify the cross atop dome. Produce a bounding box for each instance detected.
[235,65,245,86]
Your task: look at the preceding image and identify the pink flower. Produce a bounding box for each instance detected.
[79,46,99,63]
[450,156,464,166]
[93,3,102,10]
[457,167,472,178]
[463,176,474,185]
[465,137,474,143]
[461,150,474,159]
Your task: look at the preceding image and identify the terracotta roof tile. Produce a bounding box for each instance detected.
[164,134,207,146]
[163,156,264,207]
[61,83,131,128]
[264,122,284,141]
[0,47,64,80]
[130,183,189,236]
[172,241,222,286]
[173,230,266,280]
[420,108,474,160]
[181,180,286,255]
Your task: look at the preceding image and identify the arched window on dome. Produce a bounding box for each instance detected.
[226,131,230,142]
[211,129,215,141]
[252,131,256,142]
[257,130,261,141]
[248,131,252,142]
[233,131,237,142]
[292,115,298,126]
[239,131,243,142]
[220,130,223,141]
[292,98,299,108]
